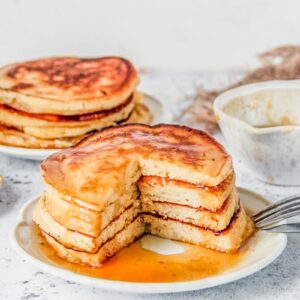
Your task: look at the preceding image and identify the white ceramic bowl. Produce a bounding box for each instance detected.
[214,80,300,186]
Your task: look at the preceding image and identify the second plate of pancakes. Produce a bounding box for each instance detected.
[0,93,172,160]
[0,56,172,160]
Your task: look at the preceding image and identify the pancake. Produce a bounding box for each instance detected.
[142,187,239,231]
[139,173,235,211]
[0,104,152,149]
[0,125,81,149]
[0,95,134,139]
[144,205,254,254]
[0,57,138,115]
[33,124,254,266]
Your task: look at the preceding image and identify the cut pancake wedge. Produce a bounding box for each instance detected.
[144,205,254,254]
[139,173,235,211]
[142,187,239,231]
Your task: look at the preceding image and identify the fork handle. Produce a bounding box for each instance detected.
[262,223,300,233]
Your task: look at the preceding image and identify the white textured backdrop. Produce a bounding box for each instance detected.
[1,0,300,71]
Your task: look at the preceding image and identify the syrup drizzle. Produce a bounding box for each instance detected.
[32,225,248,283]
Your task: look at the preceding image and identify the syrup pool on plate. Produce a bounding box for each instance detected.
[32,225,249,283]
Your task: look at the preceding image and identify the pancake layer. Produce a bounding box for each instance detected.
[0,95,134,139]
[0,56,139,115]
[0,104,152,149]
[141,187,239,231]
[139,173,235,211]
[144,205,254,253]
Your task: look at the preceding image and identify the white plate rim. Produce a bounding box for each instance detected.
[11,188,287,294]
[0,93,172,161]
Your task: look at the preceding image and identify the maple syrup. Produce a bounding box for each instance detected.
[32,225,248,283]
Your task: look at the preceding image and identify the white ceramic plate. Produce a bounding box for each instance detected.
[11,188,287,294]
[0,94,172,161]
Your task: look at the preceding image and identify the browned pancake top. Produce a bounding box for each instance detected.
[0,57,137,101]
[42,124,232,205]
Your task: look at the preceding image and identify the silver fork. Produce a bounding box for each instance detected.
[252,194,300,233]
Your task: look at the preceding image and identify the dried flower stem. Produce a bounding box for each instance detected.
[180,45,300,132]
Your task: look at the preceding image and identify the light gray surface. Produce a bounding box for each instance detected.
[0,73,300,300]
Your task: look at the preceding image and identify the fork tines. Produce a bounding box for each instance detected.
[253,194,300,228]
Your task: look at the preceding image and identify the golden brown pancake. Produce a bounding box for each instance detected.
[42,124,233,208]
[0,125,82,149]
[0,96,133,124]
[0,94,136,139]
[139,173,235,211]
[33,124,254,266]
[0,56,138,115]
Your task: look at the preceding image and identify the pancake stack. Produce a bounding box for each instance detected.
[0,57,152,149]
[33,124,255,267]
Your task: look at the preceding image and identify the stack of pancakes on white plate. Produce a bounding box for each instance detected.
[33,124,255,267]
[0,57,152,149]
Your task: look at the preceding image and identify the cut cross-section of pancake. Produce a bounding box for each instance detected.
[144,205,254,254]
[0,125,82,149]
[142,187,239,231]
[44,176,238,238]
[33,124,255,267]
[139,173,235,211]
[38,204,253,267]
[35,185,239,252]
